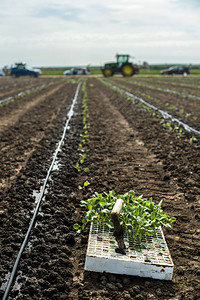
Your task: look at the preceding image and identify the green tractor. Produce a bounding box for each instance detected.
[102,54,139,77]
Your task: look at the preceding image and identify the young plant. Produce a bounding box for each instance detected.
[74,78,90,174]
[80,153,86,164]
[78,180,90,190]
[74,190,175,242]
[74,162,82,173]
[189,136,197,144]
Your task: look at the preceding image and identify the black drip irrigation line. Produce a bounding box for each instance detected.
[104,80,200,137]
[0,84,46,105]
[135,78,200,90]
[0,78,67,105]
[124,80,200,101]
[2,81,82,300]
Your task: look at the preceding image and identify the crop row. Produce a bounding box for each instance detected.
[0,78,76,106]
[132,76,200,90]
[111,78,199,127]
[0,77,59,98]
[132,75,200,87]
[136,79,200,96]
[1,80,83,300]
[100,78,200,143]
[118,78,200,100]
[74,78,91,190]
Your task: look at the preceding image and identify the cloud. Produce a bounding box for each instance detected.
[0,0,199,66]
[35,6,81,21]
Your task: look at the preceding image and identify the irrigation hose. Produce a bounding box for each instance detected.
[2,81,82,300]
[0,84,46,105]
[104,80,200,137]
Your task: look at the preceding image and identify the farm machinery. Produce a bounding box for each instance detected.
[102,54,139,77]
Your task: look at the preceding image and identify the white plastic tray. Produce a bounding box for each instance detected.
[84,221,174,280]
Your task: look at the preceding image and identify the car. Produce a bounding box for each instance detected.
[33,68,42,75]
[63,67,89,75]
[0,69,6,76]
[161,66,190,75]
[10,62,41,77]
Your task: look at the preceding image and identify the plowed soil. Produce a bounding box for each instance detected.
[0,77,59,99]
[109,77,200,130]
[0,76,200,300]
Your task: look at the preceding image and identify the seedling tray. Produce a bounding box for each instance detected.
[84,221,174,280]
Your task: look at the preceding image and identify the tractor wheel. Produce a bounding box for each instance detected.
[121,64,134,77]
[102,67,113,77]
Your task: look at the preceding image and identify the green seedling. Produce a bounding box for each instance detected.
[189,136,197,144]
[80,133,90,139]
[173,125,179,132]
[74,78,90,174]
[170,105,177,111]
[74,162,82,173]
[78,144,85,152]
[80,153,86,164]
[178,129,185,136]
[74,190,175,243]
[78,180,90,190]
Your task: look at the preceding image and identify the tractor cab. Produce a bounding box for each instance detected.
[116,54,130,67]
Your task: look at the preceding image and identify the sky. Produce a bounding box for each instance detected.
[0,0,200,67]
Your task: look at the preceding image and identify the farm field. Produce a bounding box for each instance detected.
[0,77,61,100]
[0,75,200,299]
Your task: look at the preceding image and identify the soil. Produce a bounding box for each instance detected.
[132,76,200,95]
[0,77,58,100]
[110,77,200,130]
[0,76,200,300]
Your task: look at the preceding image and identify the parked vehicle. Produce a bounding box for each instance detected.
[0,69,6,76]
[10,62,41,78]
[102,54,139,77]
[63,68,89,75]
[161,66,190,75]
